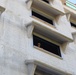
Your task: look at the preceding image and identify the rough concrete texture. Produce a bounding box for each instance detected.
[0,0,76,75]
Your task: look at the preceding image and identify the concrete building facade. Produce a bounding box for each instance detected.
[0,0,76,75]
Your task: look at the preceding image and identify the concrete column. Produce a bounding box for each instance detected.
[26,63,36,75]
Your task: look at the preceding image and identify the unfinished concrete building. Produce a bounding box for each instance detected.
[0,0,76,75]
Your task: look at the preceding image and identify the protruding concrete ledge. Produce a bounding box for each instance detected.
[26,19,73,44]
[25,59,72,75]
[32,0,65,18]
[33,21,73,43]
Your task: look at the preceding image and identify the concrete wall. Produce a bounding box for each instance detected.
[0,0,76,75]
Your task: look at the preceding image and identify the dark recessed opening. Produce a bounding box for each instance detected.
[71,22,76,28]
[42,0,49,3]
[32,11,53,25]
[34,66,60,75]
[33,35,61,57]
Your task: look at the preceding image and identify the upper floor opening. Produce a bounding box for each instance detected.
[32,10,53,25]
[71,22,76,28]
[42,0,49,3]
[31,0,65,19]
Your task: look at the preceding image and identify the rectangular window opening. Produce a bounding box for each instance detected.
[33,35,61,57]
[71,22,76,28]
[32,11,53,25]
[42,0,49,3]
[34,66,62,75]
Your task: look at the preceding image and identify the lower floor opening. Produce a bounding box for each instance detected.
[33,34,61,57]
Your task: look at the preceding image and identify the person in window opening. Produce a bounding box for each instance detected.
[37,43,41,48]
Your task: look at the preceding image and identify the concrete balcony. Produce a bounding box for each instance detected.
[31,0,65,19]
[25,59,72,75]
[26,0,73,44]
[28,16,73,44]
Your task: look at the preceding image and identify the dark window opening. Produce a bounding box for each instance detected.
[32,11,53,25]
[71,22,76,28]
[34,66,60,75]
[42,0,49,3]
[33,35,61,57]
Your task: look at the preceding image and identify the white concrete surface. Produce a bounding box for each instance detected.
[0,0,76,75]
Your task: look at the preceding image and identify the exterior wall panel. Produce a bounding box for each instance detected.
[0,0,76,75]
